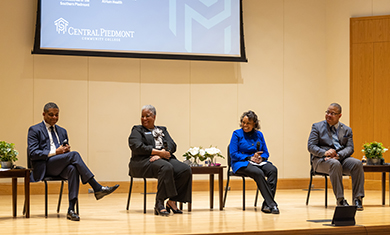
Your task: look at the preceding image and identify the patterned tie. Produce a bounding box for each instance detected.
[331,126,341,150]
[50,126,60,148]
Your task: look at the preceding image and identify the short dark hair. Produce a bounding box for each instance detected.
[240,110,260,130]
[43,102,59,113]
[330,103,342,113]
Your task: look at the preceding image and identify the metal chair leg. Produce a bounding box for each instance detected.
[126,176,133,210]
[76,200,79,214]
[306,174,314,205]
[44,181,48,218]
[325,175,328,208]
[254,189,259,207]
[242,177,246,211]
[57,181,64,213]
[143,178,147,214]
[223,175,230,208]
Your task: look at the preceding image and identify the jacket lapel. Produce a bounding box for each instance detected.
[338,124,346,143]
[142,126,155,148]
[39,121,49,143]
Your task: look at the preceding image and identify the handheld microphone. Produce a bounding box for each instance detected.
[62,139,68,146]
[256,141,260,151]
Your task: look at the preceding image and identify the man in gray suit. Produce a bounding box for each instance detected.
[308,103,364,210]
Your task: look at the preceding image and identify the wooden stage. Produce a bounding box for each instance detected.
[0,189,390,235]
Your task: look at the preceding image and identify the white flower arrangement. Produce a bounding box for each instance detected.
[183,147,206,162]
[183,146,224,166]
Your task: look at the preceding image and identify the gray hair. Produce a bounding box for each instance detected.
[141,105,156,116]
[43,102,59,112]
[330,103,342,113]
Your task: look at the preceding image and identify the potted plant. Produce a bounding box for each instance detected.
[0,140,19,169]
[362,141,388,165]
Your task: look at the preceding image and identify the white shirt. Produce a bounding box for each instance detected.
[44,121,59,157]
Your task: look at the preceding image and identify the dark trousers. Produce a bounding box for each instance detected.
[314,157,365,200]
[236,162,278,207]
[46,151,94,201]
[134,157,192,203]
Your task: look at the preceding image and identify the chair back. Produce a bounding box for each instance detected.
[27,148,32,169]
[227,145,232,168]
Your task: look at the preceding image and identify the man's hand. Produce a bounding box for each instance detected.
[324,149,339,161]
[55,144,70,155]
[324,149,337,157]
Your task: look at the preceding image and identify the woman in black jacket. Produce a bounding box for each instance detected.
[128,105,192,216]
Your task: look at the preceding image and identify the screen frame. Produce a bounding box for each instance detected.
[32,0,248,62]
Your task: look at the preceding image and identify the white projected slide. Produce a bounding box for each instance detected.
[35,0,245,60]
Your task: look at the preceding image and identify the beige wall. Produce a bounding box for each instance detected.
[1,0,390,182]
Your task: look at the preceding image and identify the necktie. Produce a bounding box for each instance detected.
[50,126,60,148]
[331,126,341,150]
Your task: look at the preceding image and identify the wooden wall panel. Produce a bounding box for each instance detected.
[350,43,374,158]
[374,19,390,42]
[351,19,374,43]
[351,15,390,180]
[374,42,390,163]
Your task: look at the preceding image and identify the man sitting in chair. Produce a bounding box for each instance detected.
[307,103,364,210]
[28,102,119,221]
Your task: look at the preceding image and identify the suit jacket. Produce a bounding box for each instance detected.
[307,120,354,170]
[27,121,69,182]
[128,125,177,177]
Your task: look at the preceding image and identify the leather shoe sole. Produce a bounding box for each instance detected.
[67,210,80,221]
[94,184,119,200]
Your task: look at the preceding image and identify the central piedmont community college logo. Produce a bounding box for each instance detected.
[54,18,69,34]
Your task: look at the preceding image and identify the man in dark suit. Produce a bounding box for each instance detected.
[28,102,119,221]
[308,103,364,210]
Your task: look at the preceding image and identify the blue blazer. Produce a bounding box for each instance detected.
[229,128,270,173]
[27,121,69,182]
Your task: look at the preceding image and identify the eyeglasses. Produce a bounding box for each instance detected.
[325,111,340,116]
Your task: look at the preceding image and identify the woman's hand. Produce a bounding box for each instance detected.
[159,149,171,159]
[251,151,263,164]
[150,155,161,162]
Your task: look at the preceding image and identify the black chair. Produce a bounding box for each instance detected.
[126,173,150,213]
[306,155,329,208]
[25,149,78,217]
[306,154,349,208]
[223,145,259,210]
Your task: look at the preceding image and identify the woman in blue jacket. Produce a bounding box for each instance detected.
[229,110,279,214]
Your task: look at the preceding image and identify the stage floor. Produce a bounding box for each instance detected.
[0,189,389,235]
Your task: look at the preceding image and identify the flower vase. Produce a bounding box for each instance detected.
[190,158,200,167]
[0,161,13,169]
[367,158,381,165]
[208,157,216,167]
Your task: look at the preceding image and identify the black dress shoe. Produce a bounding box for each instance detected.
[261,202,271,213]
[154,207,170,216]
[94,184,119,200]
[270,206,280,214]
[155,200,169,216]
[166,202,183,214]
[354,198,363,211]
[67,210,80,221]
[337,198,349,206]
